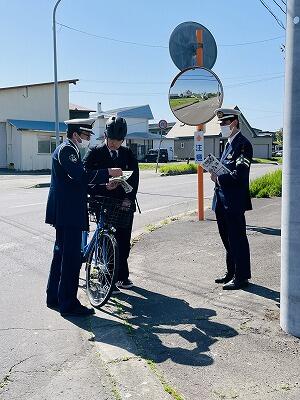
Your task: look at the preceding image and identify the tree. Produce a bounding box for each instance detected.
[275,128,283,145]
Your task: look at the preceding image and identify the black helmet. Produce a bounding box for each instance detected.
[105,116,127,140]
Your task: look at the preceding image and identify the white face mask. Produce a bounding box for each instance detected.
[220,124,232,138]
[77,139,90,149]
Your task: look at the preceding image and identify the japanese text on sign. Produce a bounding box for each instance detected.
[194,131,204,164]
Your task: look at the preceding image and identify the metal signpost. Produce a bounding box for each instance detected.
[168,21,223,220]
[156,120,168,173]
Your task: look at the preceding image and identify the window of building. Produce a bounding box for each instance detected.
[181,142,184,149]
[38,136,63,154]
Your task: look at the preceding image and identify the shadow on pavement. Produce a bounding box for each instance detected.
[105,287,237,367]
[246,225,281,236]
[62,287,238,368]
[243,283,280,305]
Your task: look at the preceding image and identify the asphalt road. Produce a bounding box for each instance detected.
[0,163,280,399]
[173,97,220,125]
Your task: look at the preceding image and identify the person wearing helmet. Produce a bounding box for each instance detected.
[83,116,139,293]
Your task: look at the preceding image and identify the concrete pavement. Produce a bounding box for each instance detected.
[84,197,300,400]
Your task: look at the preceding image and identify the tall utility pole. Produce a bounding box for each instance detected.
[53,0,63,148]
[280,0,300,337]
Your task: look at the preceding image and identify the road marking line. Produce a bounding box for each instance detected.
[140,200,196,214]
[10,202,46,209]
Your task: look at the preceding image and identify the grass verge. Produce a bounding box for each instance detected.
[139,163,167,170]
[253,157,282,164]
[160,163,197,175]
[250,169,282,198]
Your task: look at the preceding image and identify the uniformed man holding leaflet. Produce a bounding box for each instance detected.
[211,108,253,290]
[46,120,123,316]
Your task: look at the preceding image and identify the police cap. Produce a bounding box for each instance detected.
[214,108,241,121]
[64,118,96,135]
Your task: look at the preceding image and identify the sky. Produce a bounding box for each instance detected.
[171,69,220,96]
[1,0,286,131]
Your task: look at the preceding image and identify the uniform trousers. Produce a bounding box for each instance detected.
[46,226,82,312]
[215,201,251,281]
[114,213,134,281]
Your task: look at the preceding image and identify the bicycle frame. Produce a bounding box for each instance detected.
[81,207,114,263]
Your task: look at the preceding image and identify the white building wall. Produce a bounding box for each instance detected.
[22,132,50,171]
[152,138,175,160]
[0,83,70,121]
[6,125,22,170]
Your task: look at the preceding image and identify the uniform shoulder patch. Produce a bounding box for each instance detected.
[69,154,78,163]
[236,154,250,168]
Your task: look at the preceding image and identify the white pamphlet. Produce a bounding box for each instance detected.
[109,170,133,193]
[202,154,231,176]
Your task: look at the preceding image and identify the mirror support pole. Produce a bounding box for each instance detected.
[280,0,300,337]
[196,29,204,221]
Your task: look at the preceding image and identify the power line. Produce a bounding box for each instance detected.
[71,90,165,95]
[226,75,284,88]
[58,21,284,48]
[219,35,284,46]
[70,75,284,96]
[258,0,286,29]
[271,0,286,14]
[57,22,167,48]
[78,72,285,86]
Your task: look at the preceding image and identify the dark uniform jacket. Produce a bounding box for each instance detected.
[45,139,109,230]
[212,132,253,213]
[83,144,139,204]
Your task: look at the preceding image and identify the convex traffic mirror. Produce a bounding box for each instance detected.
[168,67,223,126]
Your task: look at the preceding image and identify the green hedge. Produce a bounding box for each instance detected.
[159,163,198,175]
[250,169,282,198]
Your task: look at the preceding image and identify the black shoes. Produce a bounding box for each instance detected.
[116,279,134,289]
[215,274,233,284]
[222,278,249,290]
[47,302,60,311]
[60,304,95,317]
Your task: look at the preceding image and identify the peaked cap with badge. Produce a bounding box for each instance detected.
[215,108,241,121]
[64,117,96,135]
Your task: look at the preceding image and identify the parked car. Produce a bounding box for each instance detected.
[275,150,283,157]
[144,149,169,163]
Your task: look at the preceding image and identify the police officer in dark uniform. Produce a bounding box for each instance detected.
[46,120,123,316]
[83,116,139,292]
[211,108,253,290]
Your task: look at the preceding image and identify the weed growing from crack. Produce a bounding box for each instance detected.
[146,359,184,400]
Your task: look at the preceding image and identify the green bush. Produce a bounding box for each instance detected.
[159,163,198,175]
[250,169,282,198]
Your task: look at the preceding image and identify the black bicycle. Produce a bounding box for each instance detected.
[82,196,134,308]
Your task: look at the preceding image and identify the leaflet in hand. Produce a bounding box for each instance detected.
[109,171,133,193]
[202,154,231,176]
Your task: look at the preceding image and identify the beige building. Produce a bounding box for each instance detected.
[0,79,77,170]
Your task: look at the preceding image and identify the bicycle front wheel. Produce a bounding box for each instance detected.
[86,230,119,308]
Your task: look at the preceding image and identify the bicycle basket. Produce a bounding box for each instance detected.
[88,196,134,228]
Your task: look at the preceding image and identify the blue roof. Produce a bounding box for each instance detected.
[8,119,67,133]
[105,105,154,120]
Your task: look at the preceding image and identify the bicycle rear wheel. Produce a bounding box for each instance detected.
[86,230,119,308]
